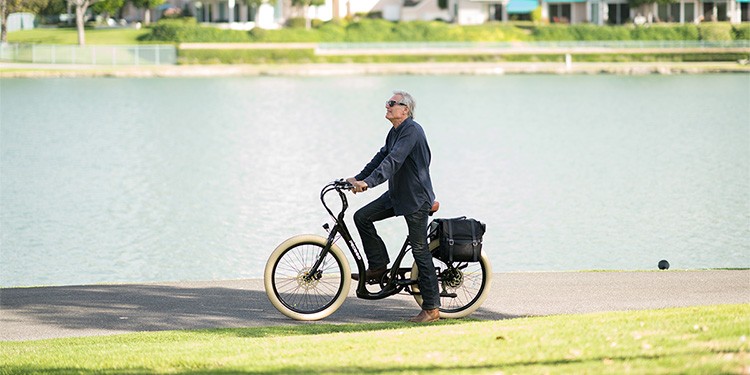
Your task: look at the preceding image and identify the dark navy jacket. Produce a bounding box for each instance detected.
[355,117,435,216]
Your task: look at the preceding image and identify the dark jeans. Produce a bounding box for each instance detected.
[353,194,440,310]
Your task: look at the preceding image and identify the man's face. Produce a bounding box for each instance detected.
[385,95,409,123]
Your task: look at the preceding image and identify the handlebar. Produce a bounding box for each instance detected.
[332,179,354,191]
[320,179,353,223]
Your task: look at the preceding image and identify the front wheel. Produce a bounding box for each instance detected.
[411,243,492,319]
[264,234,351,321]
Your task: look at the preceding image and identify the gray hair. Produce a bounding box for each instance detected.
[393,90,416,119]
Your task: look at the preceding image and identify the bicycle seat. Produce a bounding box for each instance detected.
[429,201,440,216]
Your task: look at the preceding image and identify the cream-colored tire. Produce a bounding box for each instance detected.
[264,234,351,321]
[411,241,492,319]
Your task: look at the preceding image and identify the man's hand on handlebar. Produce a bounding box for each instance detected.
[345,177,368,194]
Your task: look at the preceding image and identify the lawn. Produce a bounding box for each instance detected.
[7,27,152,45]
[0,304,747,374]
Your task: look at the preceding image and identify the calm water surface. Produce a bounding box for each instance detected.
[1,75,748,287]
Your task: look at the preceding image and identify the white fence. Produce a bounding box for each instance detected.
[0,44,177,65]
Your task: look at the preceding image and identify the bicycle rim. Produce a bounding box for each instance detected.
[271,241,347,315]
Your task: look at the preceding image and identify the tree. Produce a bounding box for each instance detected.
[70,0,102,46]
[132,0,165,26]
[1,0,23,43]
[291,0,325,29]
[92,0,124,22]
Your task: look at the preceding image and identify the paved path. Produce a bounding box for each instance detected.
[1,270,748,341]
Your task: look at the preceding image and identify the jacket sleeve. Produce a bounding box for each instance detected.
[362,125,419,189]
[355,145,387,181]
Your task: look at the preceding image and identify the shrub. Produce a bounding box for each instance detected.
[393,21,436,42]
[317,21,347,42]
[285,17,307,28]
[698,22,733,41]
[732,23,750,40]
[140,18,250,42]
[532,24,576,41]
[638,24,701,41]
[345,19,396,42]
[249,27,321,42]
[571,24,632,40]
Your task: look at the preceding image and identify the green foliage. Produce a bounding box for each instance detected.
[139,18,749,44]
[530,6,543,23]
[285,17,308,28]
[92,0,124,14]
[316,21,347,42]
[344,18,396,42]
[132,0,166,9]
[140,18,251,42]
[732,23,750,40]
[698,22,733,41]
[532,24,576,41]
[631,24,699,40]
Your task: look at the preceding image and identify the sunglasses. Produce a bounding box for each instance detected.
[386,100,407,108]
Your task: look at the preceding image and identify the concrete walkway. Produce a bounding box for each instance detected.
[1,270,748,341]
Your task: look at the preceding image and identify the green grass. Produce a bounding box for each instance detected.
[7,28,152,45]
[1,304,748,374]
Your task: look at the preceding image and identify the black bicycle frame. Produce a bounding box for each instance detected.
[311,181,417,300]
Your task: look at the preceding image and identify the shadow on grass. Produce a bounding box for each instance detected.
[198,318,480,338]
[1,350,719,374]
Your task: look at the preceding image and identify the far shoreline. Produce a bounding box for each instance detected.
[2,61,750,78]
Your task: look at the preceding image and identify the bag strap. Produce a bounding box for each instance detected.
[446,219,454,247]
[471,221,477,247]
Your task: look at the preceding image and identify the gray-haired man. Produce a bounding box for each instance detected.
[346,91,441,323]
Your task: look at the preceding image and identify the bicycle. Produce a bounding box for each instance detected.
[263,179,493,321]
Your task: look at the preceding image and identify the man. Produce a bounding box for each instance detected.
[347,91,441,323]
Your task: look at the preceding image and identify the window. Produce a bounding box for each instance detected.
[219,1,227,22]
[550,4,572,23]
[491,4,504,21]
[743,2,750,22]
[607,3,630,24]
[716,2,727,21]
[657,2,682,22]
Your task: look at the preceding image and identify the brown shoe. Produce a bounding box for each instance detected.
[351,267,388,283]
[408,308,440,323]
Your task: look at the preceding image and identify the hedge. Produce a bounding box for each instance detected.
[141,18,750,43]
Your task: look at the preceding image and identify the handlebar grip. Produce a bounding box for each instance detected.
[334,179,354,190]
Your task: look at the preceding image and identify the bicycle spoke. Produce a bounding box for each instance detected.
[272,242,345,314]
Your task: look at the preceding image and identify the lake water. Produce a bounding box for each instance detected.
[1,75,748,287]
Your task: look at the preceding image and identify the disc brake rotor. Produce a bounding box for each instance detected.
[296,267,320,290]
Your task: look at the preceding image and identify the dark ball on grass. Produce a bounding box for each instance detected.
[658,260,670,270]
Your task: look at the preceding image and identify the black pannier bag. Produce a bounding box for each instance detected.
[429,217,486,262]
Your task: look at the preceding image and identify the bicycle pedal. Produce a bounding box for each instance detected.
[440,292,458,298]
[393,279,416,286]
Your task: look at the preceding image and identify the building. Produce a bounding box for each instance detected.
[131,0,747,28]
[451,0,748,24]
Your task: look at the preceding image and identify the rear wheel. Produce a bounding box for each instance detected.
[411,242,492,319]
[264,235,351,321]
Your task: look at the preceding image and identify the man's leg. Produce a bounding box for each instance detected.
[405,202,440,311]
[353,193,395,270]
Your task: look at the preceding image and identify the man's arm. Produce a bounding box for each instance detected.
[361,125,419,189]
